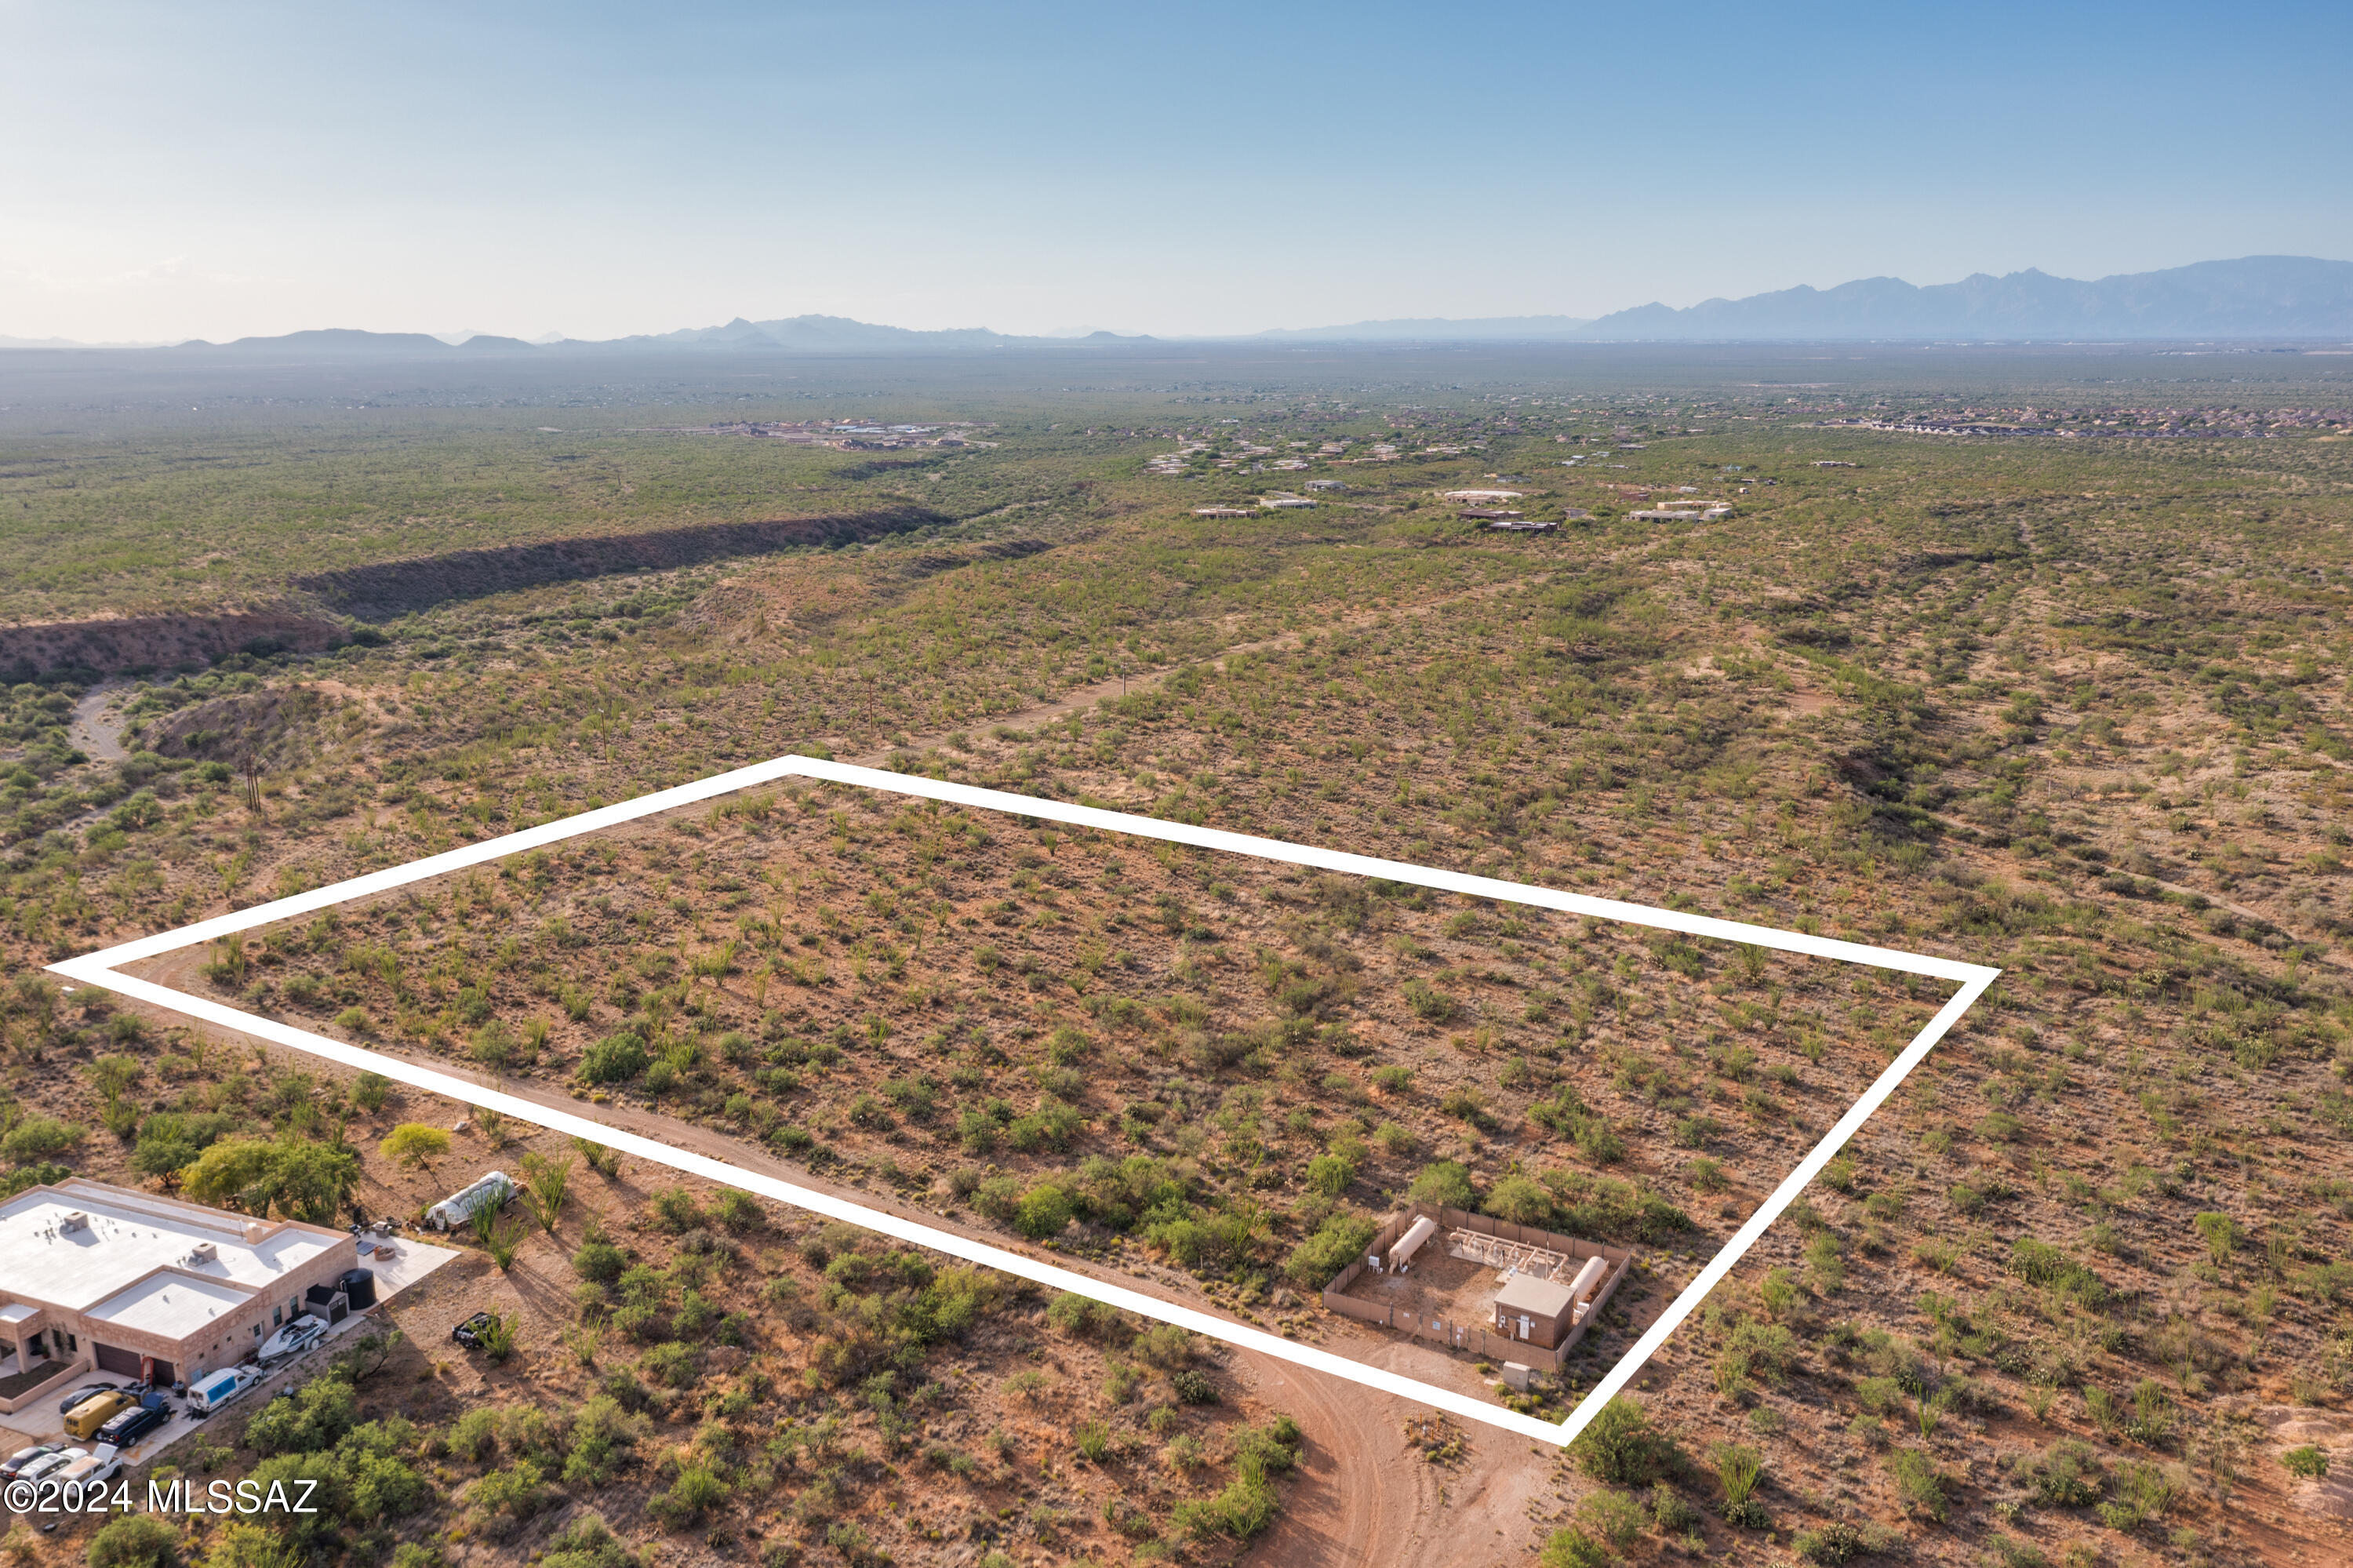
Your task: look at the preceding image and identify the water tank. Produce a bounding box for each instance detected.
[340,1268,377,1310]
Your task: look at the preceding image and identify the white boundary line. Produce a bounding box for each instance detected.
[51,754,1997,1448]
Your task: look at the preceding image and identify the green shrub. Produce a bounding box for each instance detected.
[1409,1160,1477,1208]
[2284,1444,2329,1479]
[2193,1210,2237,1268]
[1013,1182,1075,1238]
[573,1236,627,1284]
[1484,1174,1555,1226]
[1886,1446,1947,1521]
[1282,1213,1377,1286]
[578,1031,649,1085]
[2013,1437,2105,1507]
[1792,1521,1894,1565]
[87,1515,180,1568]
[540,1515,642,1568]
[1568,1396,1682,1486]
[245,1377,358,1456]
[1574,1489,1646,1550]
[0,1115,81,1163]
[651,1463,729,1523]
[1537,1529,1612,1568]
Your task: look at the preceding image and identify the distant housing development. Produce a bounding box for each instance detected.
[0,1179,358,1409]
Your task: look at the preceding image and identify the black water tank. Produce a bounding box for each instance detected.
[340,1268,376,1310]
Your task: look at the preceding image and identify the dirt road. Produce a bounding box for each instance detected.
[70,683,129,762]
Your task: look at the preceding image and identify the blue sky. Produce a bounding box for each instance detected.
[4,0,2348,341]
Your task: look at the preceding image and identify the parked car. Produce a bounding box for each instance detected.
[0,1442,64,1479]
[96,1399,169,1448]
[450,1312,499,1350]
[14,1448,85,1485]
[258,1314,329,1366]
[187,1366,259,1417]
[53,1446,122,1488]
[56,1381,117,1415]
[63,1390,135,1442]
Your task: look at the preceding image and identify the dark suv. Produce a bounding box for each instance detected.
[96,1400,169,1448]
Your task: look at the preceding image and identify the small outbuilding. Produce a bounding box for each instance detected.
[1493,1273,1578,1349]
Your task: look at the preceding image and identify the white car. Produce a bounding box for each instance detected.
[257,1314,329,1366]
[15,1447,86,1485]
[53,1446,121,1488]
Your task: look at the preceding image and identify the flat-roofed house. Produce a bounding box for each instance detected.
[0,1179,356,1410]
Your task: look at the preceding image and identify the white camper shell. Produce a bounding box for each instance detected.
[187,1366,258,1415]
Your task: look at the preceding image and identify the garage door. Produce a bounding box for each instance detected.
[93,1342,142,1377]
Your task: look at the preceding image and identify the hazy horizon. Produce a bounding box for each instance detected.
[5,1,2349,344]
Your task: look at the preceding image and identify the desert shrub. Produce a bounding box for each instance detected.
[651,1186,703,1231]
[1169,1417,1299,1541]
[86,1515,179,1568]
[0,1115,80,1163]
[1649,1482,1701,1532]
[2098,1459,2186,1530]
[468,1458,549,1533]
[650,1463,729,1523]
[578,1031,648,1084]
[1791,1521,1897,1565]
[449,1408,500,1463]
[1485,1174,1556,1226]
[573,1235,627,1284]
[1409,1160,1477,1208]
[2193,1210,2237,1268]
[540,1515,642,1568]
[1575,1489,1646,1549]
[1537,1530,1611,1568]
[351,1073,391,1112]
[1569,1396,1682,1486]
[1133,1324,1195,1370]
[1013,1182,1075,1238]
[2283,1444,2329,1479]
[710,1190,763,1231]
[245,1377,358,1457]
[1886,1447,1947,1520]
[2007,1238,2107,1308]
[1171,1369,1219,1405]
[1283,1213,1377,1286]
[561,1396,640,1486]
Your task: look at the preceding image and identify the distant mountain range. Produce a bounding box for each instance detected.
[1569,256,2353,340]
[6,257,2347,354]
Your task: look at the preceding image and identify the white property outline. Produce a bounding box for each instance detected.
[53,755,1997,1448]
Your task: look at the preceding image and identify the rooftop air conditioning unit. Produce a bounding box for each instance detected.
[58,1212,89,1235]
[187,1242,220,1266]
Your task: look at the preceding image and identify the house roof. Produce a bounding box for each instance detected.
[0,1180,343,1316]
[86,1271,252,1340]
